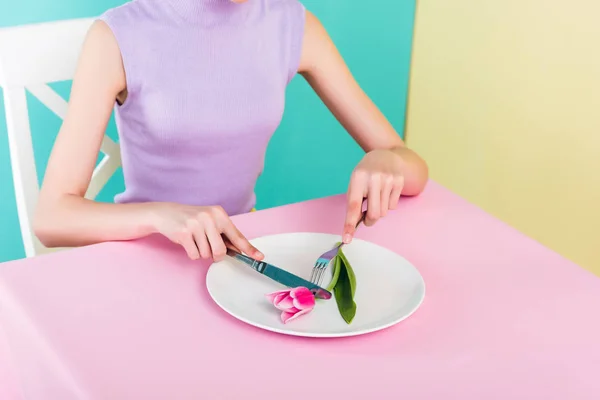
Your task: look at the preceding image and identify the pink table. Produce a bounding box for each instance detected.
[0,325,21,399]
[1,182,599,399]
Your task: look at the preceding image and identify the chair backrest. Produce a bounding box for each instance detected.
[0,17,121,258]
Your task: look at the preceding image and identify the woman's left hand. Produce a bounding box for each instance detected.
[297,11,428,242]
[343,149,405,243]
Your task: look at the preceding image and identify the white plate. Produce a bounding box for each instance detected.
[206,232,425,338]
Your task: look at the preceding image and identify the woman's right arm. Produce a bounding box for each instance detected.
[34,21,262,261]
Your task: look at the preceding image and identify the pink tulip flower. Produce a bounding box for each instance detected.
[266,287,316,324]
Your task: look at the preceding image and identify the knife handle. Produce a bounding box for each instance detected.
[226,248,267,273]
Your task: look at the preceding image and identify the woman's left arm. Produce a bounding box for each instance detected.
[298,11,429,242]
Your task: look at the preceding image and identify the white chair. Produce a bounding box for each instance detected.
[0,17,121,258]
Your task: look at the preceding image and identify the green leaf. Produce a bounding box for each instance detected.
[337,248,357,298]
[332,246,357,324]
[326,250,342,292]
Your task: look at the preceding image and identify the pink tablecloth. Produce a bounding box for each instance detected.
[1,181,599,399]
[0,325,21,399]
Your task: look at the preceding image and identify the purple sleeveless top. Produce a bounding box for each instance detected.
[99,0,305,215]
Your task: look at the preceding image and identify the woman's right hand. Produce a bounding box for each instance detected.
[151,203,263,262]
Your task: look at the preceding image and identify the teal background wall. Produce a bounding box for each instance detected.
[0,0,415,263]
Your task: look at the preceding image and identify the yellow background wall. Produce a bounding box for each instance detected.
[406,0,600,274]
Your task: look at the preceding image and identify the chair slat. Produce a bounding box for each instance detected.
[27,83,69,120]
[0,18,94,87]
[3,87,45,256]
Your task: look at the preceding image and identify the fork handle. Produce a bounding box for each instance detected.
[356,210,367,228]
[340,211,366,248]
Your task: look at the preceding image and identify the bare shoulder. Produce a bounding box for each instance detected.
[303,9,330,43]
[298,10,336,74]
[85,20,121,57]
[75,20,126,95]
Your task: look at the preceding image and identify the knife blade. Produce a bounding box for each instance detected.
[226,248,332,300]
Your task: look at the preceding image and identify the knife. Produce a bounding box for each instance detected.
[226,248,332,300]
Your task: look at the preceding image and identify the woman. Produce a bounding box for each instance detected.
[34,0,428,262]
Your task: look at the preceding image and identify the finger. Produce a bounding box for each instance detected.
[344,171,369,243]
[178,233,200,260]
[389,176,404,210]
[205,220,227,262]
[365,176,382,226]
[380,176,393,217]
[222,236,241,253]
[222,221,263,260]
[193,228,212,260]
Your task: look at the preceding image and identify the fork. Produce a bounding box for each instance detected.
[309,210,367,287]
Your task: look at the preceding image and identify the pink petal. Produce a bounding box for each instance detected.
[274,294,294,311]
[292,293,315,310]
[289,287,315,310]
[265,289,291,305]
[272,293,290,306]
[281,308,312,324]
[290,287,312,298]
